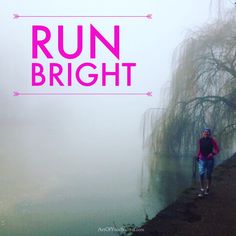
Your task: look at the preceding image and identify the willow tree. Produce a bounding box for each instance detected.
[140,2,236,214]
[147,11,236,163]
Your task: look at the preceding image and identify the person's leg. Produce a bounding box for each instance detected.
[198,159,206,197]
[207,177,212,189]
[200,173,205,189]
[206,159,214,190]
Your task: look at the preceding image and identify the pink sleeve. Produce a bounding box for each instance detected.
[212,138,220,155]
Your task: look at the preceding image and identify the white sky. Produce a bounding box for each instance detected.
[1,0,232,104]
[0,0,233,151]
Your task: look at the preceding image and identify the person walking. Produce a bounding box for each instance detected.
[197,128,220,197]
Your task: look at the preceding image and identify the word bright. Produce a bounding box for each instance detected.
[31,25,137,87]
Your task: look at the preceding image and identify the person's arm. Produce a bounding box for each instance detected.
[212,138,220,155]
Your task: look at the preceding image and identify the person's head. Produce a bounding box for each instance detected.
[202,128,211,137]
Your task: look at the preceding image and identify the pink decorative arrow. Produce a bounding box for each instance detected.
[146,14,152,19]
[13,91,20,96]
[13,13,20,19]
[13,13,152,19]
[13,91,152,96]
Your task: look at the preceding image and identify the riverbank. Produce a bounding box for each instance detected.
[133,153,236,236]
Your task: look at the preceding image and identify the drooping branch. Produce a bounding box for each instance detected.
[210,48,236,78]
[145,10,236,158]
[182,95,236,110]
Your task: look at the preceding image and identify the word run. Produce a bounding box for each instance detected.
[32,25,137,87]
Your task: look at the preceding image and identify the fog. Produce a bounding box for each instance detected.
[0,0,232,235]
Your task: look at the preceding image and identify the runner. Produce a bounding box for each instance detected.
[197,128,220,197]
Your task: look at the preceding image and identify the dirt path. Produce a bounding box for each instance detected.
[133,153,236,236]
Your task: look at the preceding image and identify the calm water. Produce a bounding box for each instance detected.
[0,96,163,236]
[1,96,231,236]
[0,114,232,236]
[0,125,139,235]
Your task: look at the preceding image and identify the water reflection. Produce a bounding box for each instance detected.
[0,123,147,236]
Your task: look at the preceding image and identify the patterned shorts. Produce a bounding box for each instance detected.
[198,159,214,179]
